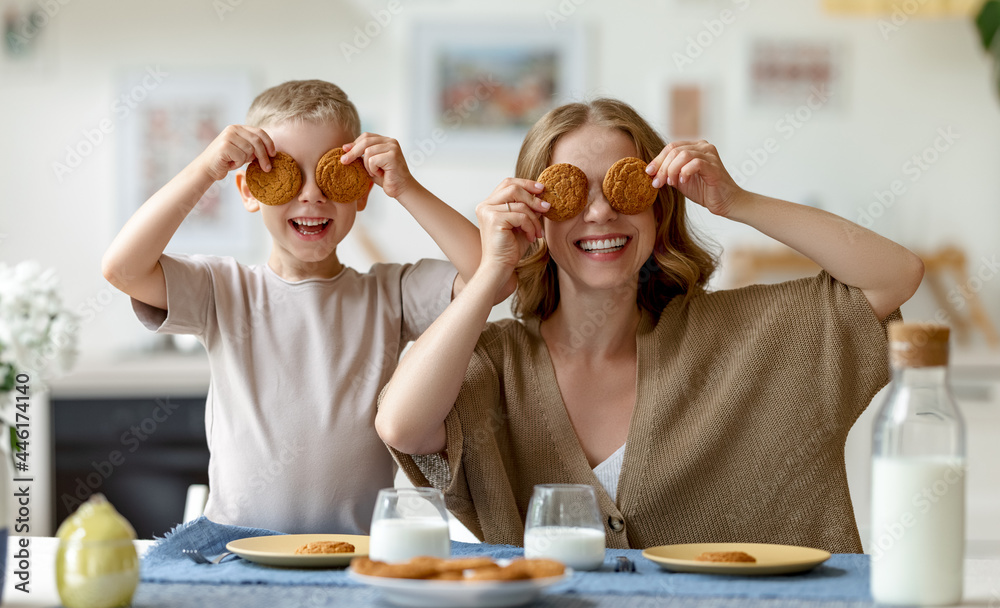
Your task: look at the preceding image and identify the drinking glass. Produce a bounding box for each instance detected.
[369,487,451,563]
[523,483,605,570]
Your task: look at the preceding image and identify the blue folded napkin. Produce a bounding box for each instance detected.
[141,517,871,600]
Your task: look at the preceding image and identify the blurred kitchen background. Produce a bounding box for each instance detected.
[1,0,997,552]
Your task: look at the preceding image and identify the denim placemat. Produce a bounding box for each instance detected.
[141,518,870,600]
[140,517,509,587]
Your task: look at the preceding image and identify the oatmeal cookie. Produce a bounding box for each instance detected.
[537,163,588,221]
[316,147,372,204]
[293,540,356,555]
[602,157,657,215]
[246,151,302,206]
[694,551,756,563]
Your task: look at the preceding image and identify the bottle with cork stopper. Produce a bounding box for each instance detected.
[870,322,966,606]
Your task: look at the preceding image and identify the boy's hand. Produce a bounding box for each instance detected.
[197,125,276,183]
[341,133,414,199]
[645,140,746,218]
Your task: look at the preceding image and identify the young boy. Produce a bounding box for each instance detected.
[101,79,486,534]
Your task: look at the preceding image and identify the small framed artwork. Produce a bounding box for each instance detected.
[668,83,705,140]
[116,69,260,258]
[746,38,845,110]
[408,20,587,158]
[664,80,724,145]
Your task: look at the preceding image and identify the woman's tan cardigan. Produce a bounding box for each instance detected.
[388,272,900,553]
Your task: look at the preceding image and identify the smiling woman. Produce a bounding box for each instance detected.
[375,97,925,554]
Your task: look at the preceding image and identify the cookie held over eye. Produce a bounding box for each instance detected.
[602,157,658,215]
[537,163,588,222]
[246,151,303,206]
[316,147,372,204]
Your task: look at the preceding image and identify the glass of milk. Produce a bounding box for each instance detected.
[369,488,451,563]
[523,484,605,571]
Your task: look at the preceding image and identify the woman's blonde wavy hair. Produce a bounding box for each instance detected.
[511,98,718,320]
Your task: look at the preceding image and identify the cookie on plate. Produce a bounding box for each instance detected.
[246,151,302,206]
[537,163,588,222]
[465,563,532,581]
[602,157,657,215]
[432,557,499,573]
[694,551,756,563]
[506,558,566,578]
[293,540,356,555]
[316,147,372,204]
[349,557,441,579]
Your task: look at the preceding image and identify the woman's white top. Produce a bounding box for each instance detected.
[592,443,626,504]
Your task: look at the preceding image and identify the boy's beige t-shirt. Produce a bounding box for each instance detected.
[132,253,456,534]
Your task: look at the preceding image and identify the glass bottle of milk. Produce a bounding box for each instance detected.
[871,323,966,606]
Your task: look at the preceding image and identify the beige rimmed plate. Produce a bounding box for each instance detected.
[642,542,831,576]
[226,534,369,568]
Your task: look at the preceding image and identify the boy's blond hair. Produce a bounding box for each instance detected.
[245,79,361,137]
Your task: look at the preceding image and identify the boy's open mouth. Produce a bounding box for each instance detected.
[290,218,331,236]
[575,236,629,254]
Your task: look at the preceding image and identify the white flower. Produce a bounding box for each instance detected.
[0,260,79,384]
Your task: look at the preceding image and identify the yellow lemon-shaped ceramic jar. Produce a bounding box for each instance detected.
[56,494,139,608]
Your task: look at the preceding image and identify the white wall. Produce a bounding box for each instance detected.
[2,0,998,356]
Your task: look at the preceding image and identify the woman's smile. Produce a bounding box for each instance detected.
[574,234,632,259]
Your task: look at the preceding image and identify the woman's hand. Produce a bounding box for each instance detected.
[646,140,746,218]
[474,178,549,275]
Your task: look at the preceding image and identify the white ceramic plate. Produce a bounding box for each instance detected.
[226,534,369,568]
[348,567,572,607]
[642,542,831,576]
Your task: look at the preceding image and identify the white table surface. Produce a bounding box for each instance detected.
[3,536,999,608]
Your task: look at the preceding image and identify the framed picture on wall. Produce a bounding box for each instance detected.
[745,38,845,111]
[407,20,587,159]
[116,69,261,259]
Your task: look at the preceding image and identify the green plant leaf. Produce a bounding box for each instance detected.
[0,364,14,392]
[976,0,1000,51]
[992,29,1000,99]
